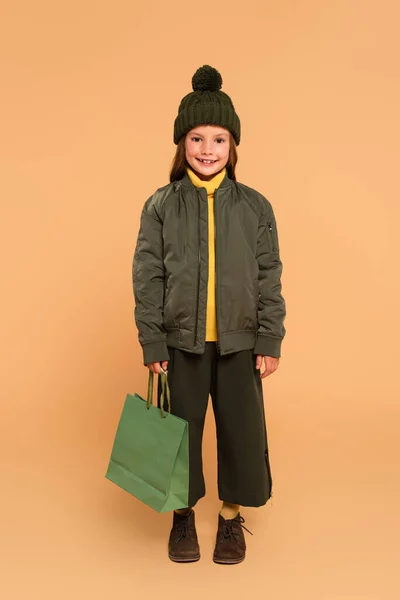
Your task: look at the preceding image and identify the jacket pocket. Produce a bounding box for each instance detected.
[163,273,170,303]
[266,219,279,253]
[163,274,174,327]
[253,277,259,310]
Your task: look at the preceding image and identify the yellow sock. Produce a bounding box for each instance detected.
[174,507,192,516]
[220,501,240,520]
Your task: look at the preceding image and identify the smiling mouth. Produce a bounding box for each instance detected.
[197,158,217,164]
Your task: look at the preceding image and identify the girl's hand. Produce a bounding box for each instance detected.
[255,355,279,379]
[146,360,169,375]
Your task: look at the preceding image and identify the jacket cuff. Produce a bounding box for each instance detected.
[142,340,170,366]
[253,335,282,358]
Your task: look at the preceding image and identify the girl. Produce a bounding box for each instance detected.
[132,65,286,564]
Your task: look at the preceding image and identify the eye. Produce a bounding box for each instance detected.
[190,136,225,143]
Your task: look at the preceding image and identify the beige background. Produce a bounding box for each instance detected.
[1,0,399,598]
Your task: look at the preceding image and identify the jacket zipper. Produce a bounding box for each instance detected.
[194,187,220,353]
[214,189,221,354]
[194,190,201,347]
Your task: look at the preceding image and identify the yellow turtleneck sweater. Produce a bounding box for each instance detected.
[186,165,227,342]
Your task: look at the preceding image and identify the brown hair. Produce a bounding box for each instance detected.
[169,132,238,182]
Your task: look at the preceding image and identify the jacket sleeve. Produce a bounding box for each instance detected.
[132,195,170,366]
[254,197,286,358]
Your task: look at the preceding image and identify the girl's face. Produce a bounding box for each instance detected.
[185,125,230,181]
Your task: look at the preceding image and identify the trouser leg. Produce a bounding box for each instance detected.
[210,347,273,507]
[156,343,213,508]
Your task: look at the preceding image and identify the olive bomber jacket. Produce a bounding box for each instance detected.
[132,169,286,366]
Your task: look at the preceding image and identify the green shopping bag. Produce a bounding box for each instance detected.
[105,367,189,512]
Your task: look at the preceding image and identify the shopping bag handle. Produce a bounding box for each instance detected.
[146,368,171,419]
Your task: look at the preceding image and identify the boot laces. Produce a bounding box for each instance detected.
[174,518,195,542]
[221,515,253,542]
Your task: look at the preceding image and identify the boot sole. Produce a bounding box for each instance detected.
[168,553,201,563]
[213,554,245,564]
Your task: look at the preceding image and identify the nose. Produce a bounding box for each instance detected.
[201,139,213,154]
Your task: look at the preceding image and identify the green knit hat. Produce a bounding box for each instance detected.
[173,65,241,146]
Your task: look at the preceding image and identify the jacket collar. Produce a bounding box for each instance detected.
[177,167,233,190]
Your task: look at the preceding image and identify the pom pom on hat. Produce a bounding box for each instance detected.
[192,65,223,92]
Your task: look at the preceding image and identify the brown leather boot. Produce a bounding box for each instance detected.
[168,509,201,562]
[213,512,253,564]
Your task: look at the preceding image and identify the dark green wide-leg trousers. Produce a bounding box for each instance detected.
[156,342,273,508]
